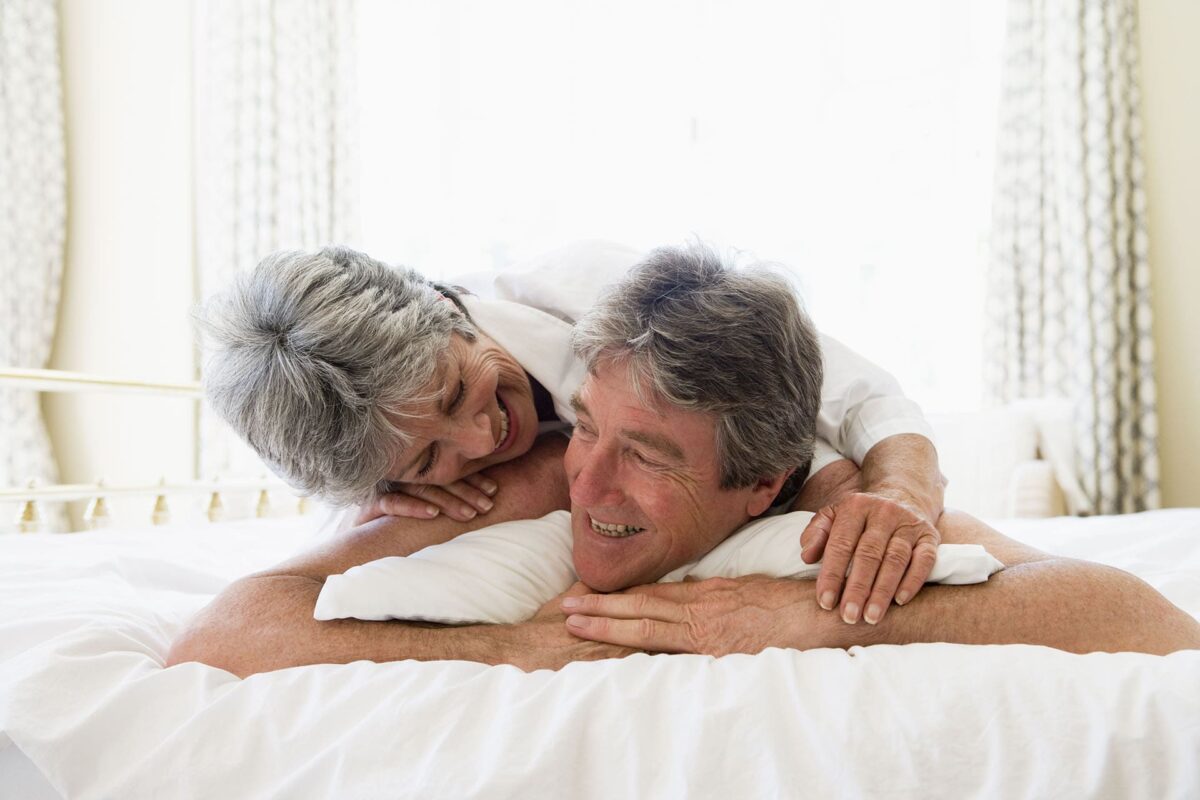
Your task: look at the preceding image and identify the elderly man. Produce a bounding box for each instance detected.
[546,249,1198,655]
[168,245,1199,677]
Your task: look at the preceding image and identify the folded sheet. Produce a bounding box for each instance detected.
[314,510,1004,625]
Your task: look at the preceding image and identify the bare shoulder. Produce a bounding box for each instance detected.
[253,434,571,582]
[936,510,1052,567]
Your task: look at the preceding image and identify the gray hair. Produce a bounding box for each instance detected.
[571,243,822,490]
[194,245,475,504]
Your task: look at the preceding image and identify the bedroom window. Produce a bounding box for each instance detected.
[355,1,1006,413]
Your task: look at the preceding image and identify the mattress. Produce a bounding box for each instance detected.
[1,510,1199,799]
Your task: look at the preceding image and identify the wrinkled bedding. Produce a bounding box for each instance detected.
[2,510,1199,799]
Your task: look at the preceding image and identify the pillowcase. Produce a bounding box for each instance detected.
[314,510,1004,626]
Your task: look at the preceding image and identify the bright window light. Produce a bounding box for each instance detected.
[356,1,1006,413]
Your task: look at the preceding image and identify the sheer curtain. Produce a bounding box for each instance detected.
[355,0,1006,415]
[0,0,67,527]
[194,0,360,483]
[986,0,1158,514]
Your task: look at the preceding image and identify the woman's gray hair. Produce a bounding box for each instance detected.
[194,245,475,504]
[571,243,823,489]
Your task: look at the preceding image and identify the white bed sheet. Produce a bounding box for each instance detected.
[2,510,1199,799]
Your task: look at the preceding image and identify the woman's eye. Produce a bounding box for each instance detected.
[448,380,466,414]
[416,443,439,478]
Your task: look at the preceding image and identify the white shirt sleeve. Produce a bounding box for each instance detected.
[817,333,935,465]
[488,240,935,467]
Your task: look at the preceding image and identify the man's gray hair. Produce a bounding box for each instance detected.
[572,243,822,489]
[194,245,475,504]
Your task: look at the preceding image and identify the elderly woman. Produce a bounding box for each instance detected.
[197,243,947,628]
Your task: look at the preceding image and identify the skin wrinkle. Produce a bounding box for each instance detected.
[385,331,537,487]
[567,359,786,593]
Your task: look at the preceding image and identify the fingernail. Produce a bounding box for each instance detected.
[896,590,911,605]
[425,506,439,517]
[482,481,498,495]
[462,508,476,519]
[819,591,836,610]
[479,498,494,512]
[801,547,814,564]
[566,614,589,629]
[865,604,881,625]
[561,596,581,609]
[842,603,860,624]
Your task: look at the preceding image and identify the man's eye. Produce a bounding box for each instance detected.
[630,450,661,469]
[572,421,596,438]
[415,443,439,478]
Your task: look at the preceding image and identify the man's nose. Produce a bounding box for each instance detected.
[569,445,623,508]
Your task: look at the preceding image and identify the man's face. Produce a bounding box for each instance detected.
[565,359,775,592]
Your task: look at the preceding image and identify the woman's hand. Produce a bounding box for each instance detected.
[353,473,499,525]
[799,493,940,625]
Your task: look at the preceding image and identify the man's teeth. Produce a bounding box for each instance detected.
[590,518,645,537]
[494,398,509,451]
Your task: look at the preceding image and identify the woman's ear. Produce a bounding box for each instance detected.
[745,468,795,517]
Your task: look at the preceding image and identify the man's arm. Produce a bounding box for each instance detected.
[561,510,1200,656]
[166,435,625,677]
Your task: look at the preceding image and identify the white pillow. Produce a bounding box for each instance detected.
[314,510,1004,625]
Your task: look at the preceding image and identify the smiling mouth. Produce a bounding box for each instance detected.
[589,515,646,538]
[493,395,511,452]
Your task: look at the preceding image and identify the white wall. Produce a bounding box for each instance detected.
[44,0,197,527]
[1140,0,1200,507]
[38,1,1197,522]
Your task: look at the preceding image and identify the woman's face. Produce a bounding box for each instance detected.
[383,331,540,486]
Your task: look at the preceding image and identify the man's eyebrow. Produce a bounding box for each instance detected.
[569,392,587,417]
[571,392,684,461]
[622,429,685,462]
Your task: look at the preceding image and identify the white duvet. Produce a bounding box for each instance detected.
[2,510,1200,799]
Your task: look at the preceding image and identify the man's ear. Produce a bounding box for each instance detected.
[745,468,795,517]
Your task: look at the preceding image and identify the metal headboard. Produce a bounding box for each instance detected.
[0,367,310,532]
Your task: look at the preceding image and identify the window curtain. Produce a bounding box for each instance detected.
[0,0,66,522]
[194,0,359,481]
[985,0,1158,515]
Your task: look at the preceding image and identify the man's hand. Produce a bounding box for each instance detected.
[490,582,638,672]
[559,577,849,656]
[798,493,940,625]
[353,474,500,525]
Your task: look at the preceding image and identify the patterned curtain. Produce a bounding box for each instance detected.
[985,0,1158,515]
[0,0,66,526]
[194,0,360,481]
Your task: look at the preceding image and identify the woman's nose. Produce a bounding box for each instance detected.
[456,411,495,460]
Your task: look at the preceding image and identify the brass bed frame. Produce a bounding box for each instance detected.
[0,367,310,533]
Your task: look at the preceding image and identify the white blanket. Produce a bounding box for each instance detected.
[2,510,1200,799]
[313,510,1004,624]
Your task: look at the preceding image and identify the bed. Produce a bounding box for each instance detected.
[2,508,1199,799]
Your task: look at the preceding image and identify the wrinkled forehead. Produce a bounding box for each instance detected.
[578,357,670,417]
[577,359,719,462]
